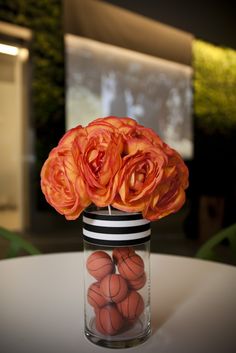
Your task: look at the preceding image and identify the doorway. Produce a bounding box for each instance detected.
[0,25,31,232]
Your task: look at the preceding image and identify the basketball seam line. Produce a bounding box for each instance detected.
[87,293,99,307]
[87,256,111,265]
[90,287,105,299]
[120,259,140,277]
[119,302,124,317]
[129,254,144,267]
[99,309,107,333]
[107,275,122,300]
[113,275,121,301]
[130,272,145,289]
[90,263,113,272]
[117,248,132,263]
[107,308,116,333]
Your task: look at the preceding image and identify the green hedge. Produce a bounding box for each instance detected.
[193,40,236,134]
[192,40,236,231]
[0,0,65,209]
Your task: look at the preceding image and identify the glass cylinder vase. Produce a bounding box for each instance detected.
[83,209,151,348]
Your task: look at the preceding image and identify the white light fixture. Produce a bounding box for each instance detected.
[19,48,29,61]
[0,43,19,56]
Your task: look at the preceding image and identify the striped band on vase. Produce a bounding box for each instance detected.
[83,210,151,246]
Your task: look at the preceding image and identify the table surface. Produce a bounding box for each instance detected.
[0,253,236,353]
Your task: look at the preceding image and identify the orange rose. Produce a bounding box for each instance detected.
[122,125,163,149]
[90,116,163,151]
[58,125,84,148]
[40,116,189,222]
[163,144,189,189]
[112,139,168,213]
[143,147,189,220]
[111,119,164,156]
[40,143,91,220]
[90,116,138,129]
[73,120,123,207]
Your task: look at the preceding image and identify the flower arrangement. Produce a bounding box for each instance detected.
[40,116,189,221]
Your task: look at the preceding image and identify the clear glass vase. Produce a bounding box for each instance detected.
[83,208,151,348]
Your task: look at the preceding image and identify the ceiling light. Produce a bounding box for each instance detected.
[0,43,19,56]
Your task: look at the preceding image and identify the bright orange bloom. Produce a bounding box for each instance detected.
[73,120,123,207]
[143,147,189,220]
[40,145,90,220]
[112,139,168,213]
[40,116,189,221]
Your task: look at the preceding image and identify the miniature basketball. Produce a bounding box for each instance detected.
[100,273,128,303]
[87,282,108,309]
[117,290,144,320]
[112,247,135,264]
[117,253,144,280]
[86,251,114,280]
[128,272,146,290]
[96,305,124,335]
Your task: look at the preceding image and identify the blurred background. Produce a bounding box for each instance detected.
[0,0,235,263]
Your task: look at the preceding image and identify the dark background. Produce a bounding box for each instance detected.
[106,0,236,49]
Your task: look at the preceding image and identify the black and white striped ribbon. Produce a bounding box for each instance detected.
[83,210,151,245]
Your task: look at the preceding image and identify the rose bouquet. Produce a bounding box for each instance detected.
[40,116,188,221]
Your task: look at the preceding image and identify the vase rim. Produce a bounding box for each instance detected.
[83,210,146,220]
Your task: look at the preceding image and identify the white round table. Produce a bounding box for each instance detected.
[0,253,235,353]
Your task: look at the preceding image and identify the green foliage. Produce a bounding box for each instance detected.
[0,227,41,258]
[193,40,236,134]
[196,223,236,264]
[0,0,65,209]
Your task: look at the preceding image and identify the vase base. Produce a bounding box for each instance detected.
[85,323,152,349]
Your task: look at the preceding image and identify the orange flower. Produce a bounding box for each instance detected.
[112,140,168,213]
[122,125,163,150]
[40,116,189,221]
[58,125,84,148]
[90,116,163,150]
[90,116,138,129]
[143,147,189,220]
[40,128,91,220]
[73,120,123,207]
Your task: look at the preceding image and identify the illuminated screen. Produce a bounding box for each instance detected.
[65,34,193,159]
